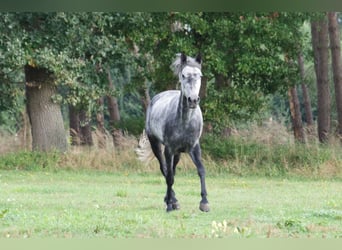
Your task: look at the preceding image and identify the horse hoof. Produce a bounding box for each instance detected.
[199,202,210,212]
[166,202,180,212]
[172,201,180,210]
[166,204,174,212]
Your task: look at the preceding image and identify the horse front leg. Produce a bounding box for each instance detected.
[190,143,210,212]
[164,147,178,212]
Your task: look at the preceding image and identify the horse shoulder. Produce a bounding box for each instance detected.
[146,91,180,142]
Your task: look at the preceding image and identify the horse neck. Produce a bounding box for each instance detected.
[177,91,193,122]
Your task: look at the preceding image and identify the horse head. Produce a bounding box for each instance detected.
[172,53,203,109]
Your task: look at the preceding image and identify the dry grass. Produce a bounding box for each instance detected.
[1,120,342,179]
[59,129,155,172]
[0,131,29,154]
[230,119,294,145]
[203,120,342,179]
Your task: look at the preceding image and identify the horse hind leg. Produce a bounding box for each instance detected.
[173,153,180,175]
[147,135,166,176]
[170,153,180,210]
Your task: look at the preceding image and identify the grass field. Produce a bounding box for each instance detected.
[1,168,341,238]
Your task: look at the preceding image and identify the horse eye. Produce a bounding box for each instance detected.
[182,74,186,79]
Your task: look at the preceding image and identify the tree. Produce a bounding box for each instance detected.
[298,52,314,130]
[18,13,70,152]
[0,12,138,151]
[288,85,305,143]
[79,108,93,146]
[95,97,106,148]
[0,14,28,134]
[0,13,76,151]
[311,16,331,143]
[106,68,121,147]
[69,104,81,145]
[328,12,342,140]
[25,65,67,151]
[0,12,319,146]
[130,12,309,132]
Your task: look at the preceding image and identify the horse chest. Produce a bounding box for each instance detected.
[164,120,201,152]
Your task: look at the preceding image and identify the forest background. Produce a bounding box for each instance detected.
[1,12,342,178]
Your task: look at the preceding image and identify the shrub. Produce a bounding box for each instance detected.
[116,117,145,137]
[201,134,342,177]
[0,151,60,171]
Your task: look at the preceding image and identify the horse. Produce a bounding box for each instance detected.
[140,52,209,212]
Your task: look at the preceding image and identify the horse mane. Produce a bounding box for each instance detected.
[170,53,202,76]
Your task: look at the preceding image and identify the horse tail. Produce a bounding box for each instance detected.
[135,130,154,164]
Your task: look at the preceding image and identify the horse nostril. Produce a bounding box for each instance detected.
[187,96,200,106]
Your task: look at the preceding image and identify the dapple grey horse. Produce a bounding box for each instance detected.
[145,53,209,212]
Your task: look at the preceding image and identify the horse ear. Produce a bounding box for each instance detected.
[195,53,202,64]
[181,52,187,64]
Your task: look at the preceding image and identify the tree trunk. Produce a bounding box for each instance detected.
[25,65,67,152]
[215,74,230,89]
[328,12,342,139]
[215,74,231,137]
[311,18,331,143]
[288,86,305,143]
[79,107,93,146]
[96,97,106,149]
[106,68,121,147]
[139,79,151,114]
[69,104,81,146]
[199,76,208,100]
[106,69,120,123]
[20,108,32,150]
[298,52,314,134]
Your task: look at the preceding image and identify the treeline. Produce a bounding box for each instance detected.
[0,12,341,152]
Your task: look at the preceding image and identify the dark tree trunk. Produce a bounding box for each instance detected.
[139,79,151,114]
[79,107,93,146]
[25,65,67,152]
[215,74,230,89]
[199,76,208,100]
[328,12,342,139]
[96,97,106,148]
[311,18,331,143]
[106,69,120,124]
[21,108,32,150]
[69,104,81,146]
[214,74,231,137]
[107,94,120,124]
[288,86,305,143]
[106,68,121,147]
[298,52,314,134]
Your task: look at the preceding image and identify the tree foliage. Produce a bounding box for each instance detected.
[130,12,310,129]
[0,12,314,136]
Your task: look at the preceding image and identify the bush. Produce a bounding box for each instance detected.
[201,134,261,161]
[201,134,342,177]
[0,151,60,171]
[116,117,145,137]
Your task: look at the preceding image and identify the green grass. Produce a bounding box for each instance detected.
[0,169,341,238]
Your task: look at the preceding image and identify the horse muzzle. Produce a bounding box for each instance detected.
[187,96,200,109]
